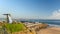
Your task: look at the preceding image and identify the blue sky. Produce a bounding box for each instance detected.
[0,0,60,19]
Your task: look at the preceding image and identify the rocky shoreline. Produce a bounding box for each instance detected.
[0,22,60,34]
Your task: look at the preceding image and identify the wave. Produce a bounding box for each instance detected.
[48,24,60,27]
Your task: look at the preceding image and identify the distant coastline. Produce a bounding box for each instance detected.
[0,18,60,26]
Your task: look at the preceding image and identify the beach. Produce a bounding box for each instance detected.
[37,27,60,34]
[24,23,60,34]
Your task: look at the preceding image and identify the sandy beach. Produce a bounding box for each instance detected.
[37,27,60,34]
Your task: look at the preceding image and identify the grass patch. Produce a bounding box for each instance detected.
[3,23,26,33]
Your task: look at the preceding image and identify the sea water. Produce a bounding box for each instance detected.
[20,19,60,27]
[35,19,60,27]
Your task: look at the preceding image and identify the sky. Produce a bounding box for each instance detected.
[0,0,60,19]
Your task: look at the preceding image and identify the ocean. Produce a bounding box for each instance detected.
[38,20,60,25]
[33,19,60,27]
[1,18,60,27]
[19,19,60,27]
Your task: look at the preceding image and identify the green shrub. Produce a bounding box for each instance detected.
[3,23,26,33]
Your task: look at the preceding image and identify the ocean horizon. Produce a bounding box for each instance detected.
[0,18,60,27]
[19,19,60,27]
[19,19,60,24]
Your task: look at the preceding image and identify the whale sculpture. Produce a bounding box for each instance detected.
[3,14,12,23]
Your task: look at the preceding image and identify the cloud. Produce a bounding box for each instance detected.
[49,9,60,19]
